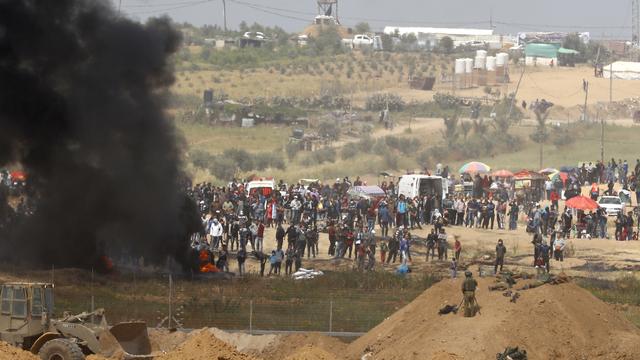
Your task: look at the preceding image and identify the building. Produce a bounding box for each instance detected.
[524,43,579,66]
[383,26,504,49]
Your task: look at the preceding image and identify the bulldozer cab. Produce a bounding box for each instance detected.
[1,282,152,359]
[0,283,54,346]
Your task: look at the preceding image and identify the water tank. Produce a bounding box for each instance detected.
[476,50,487,58]
[474,56,486,69]
[496,52,509,67]
[486,56,496,71]
[454,59,466,74]
[465,58,473,73]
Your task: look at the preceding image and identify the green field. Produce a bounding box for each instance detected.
[179,118,640,184]
[458,123,639,171]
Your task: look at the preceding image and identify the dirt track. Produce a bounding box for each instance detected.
[242,221,640,281]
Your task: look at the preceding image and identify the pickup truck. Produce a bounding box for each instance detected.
[342,34,380,49]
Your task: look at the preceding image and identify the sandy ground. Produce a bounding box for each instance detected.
[353,66,640,110]
[346,277,640,360]
[238,211,640,281]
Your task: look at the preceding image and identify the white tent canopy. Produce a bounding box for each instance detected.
[603,61,640,80]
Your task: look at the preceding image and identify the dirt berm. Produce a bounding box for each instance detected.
[346,277,640,360]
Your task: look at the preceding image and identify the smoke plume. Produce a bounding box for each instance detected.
[0,0,201,268]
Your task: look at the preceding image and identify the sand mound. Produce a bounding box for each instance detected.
[347,277,640,360]
[261,333,347,360]
[0,342,38,360]
[209,328,278,355]
[284,344,337,360]
[148,328,191,353]
[160,329,258,360]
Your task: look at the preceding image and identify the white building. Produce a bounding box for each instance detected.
[383,26,505,49]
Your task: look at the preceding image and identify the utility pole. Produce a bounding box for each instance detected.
[118,0,122,15]
[222,0,228,32]
[609,62,613,103]
[507,63,526,122]
[600,118,605,165]
[582,79,589,122]
[633,0,640,46]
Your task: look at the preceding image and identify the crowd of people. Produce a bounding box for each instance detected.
[186,157,640,277]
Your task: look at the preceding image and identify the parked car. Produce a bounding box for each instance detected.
[598,196,625,216]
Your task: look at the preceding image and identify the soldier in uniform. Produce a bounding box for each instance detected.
[462,270,478,317]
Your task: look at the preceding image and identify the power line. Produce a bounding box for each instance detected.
[494,20,631,30]
[122,0,210,8]
[227,0,310,23]
[128,0,213,15]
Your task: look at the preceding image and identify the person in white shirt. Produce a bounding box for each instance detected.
[209,218,223,251]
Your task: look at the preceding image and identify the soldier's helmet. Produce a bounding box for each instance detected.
[464,270,472,277]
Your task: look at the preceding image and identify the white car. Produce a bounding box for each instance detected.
[598,196,625,216]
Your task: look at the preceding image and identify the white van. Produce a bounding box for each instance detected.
[246,179,276,197]
[397,174,448,205]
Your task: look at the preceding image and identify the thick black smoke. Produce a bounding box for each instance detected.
[0,0,201,268]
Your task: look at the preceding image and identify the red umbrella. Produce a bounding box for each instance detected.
[565,195,599,210]
[492,169,514,178]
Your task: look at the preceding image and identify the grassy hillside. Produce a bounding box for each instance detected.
[179,118,640,184]
[460,122,639,171]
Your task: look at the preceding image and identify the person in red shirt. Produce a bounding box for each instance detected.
[550,190,560,209]
[454,236,462,261]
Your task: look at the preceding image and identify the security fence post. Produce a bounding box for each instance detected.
[329,300,333,335]
[249,300,253,334]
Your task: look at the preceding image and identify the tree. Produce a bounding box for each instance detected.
[310,27,343,56]
[355,22,371,34]
[562,33,588,62]
[200,46,212,61]
[380,33,393,51]
[529,101,553,169]
[239,21,249,33]
[460,121,472,140]
[439,36,454,54]
[472,118,488,136]
[441,115,459,149]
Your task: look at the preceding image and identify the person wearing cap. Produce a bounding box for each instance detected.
[461,271,478,317]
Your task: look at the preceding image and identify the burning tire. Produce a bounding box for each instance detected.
[38,339,84,360]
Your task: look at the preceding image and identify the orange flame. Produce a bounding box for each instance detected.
[200,263,219,273]
[98,255,114,273]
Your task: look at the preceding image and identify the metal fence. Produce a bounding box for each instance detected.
[53,271,425,334]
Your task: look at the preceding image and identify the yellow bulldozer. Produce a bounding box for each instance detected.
[0,282,152,360]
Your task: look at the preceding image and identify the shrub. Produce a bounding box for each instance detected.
[222,148,254,172]
[190,150,214,170]
[317,121,340,140]
[210,157,237,181]
[254,152,286,171]
[286,142,301,160]
[366,93,405,111]
[313,147,337,163]
[341,143,359,160]
[383,152,399,169]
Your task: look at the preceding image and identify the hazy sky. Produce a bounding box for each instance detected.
[115,0,633,40]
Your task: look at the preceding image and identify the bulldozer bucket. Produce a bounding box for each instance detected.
[99,322,152,359]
